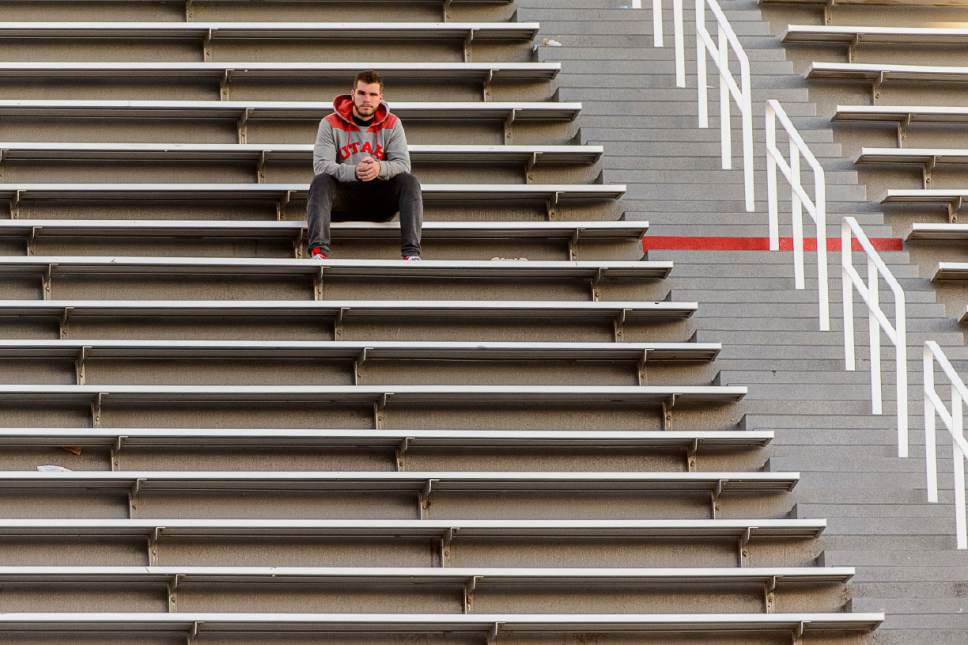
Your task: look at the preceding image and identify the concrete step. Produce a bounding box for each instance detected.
[825,550,968,567]
[705,329,962,346]
[694,302,945,317]
[689,317,957,332]
[541,47,789,62]
[559,88,814,102]
[577,101,817,117]
[547,60,797,75]
[822,516,956,536]
[771,428,919,445]
[725,371,923,385]
[603,155,851,170]
[799,503,959,518]
[633,211,884,225]
[649,250,913,264]
[599,171,864,186]
[746,414,921,429]
[522,8,767,21]
[679,289,938,304]
[647,225,895,237]
[588,127,834,143]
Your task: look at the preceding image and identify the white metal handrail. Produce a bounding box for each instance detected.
[841,216,908,458]
[765,99,829,331]
[923,340,968,549]
[647,0,686,87]
[696,0,754,212]
[644,0,750,200]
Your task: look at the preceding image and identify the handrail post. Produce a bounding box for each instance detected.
[791,145,804,289]
[868,257,881,415]
[954,386,966,549]
[815,170,829,329]
[766,104,779,251]
[652,0,663,47]
[651,0,685,87]
[719,27,731,170]
[741,61,754,213]
[895,297,908,458]
[696,0,708,129]
[924,343,938,503]
[673,0,685,87]
[842,220,855,371]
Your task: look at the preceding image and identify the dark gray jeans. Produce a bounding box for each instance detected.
[306,172,423,256]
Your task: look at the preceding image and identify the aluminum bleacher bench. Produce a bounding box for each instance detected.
[0,427,772,473]
[833,105,968,145]
[0,518,828,578]
[0,518,828,540]
[0,220,647,255]
[0,256,673,282]
[834,105,968,127]
[0,220,648,240]
[0,100,583,128]
[0,299,698,328]
[0,383,747,408]
[0,339,721,364]
[931,262,968,281]
[0,22,540,43]
[856,148,968,187]
[0,470,797,494]
[0,184,623,201]
[0,61,559,86]
[0,100,583,147]
[0,142,604,168]
[0,383,746,430]
[0,427,773,452]
[0,184,626,219]
[907,223,968,241]
[783,25,968,48]
[880,188,968,218]
[0,612,885,638]
[0,564,853,588]
[807,62,968,86]
[856,148,968,167]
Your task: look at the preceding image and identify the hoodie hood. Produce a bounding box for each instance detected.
[332,94,392,130]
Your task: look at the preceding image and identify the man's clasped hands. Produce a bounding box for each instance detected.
[355,156,381,182]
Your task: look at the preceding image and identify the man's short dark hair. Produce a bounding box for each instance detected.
[354,70,384,92]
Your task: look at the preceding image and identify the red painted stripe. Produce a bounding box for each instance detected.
[642,236,903,252]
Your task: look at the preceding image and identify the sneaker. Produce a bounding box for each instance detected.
[310,246,329,260]
[402,255,422,261]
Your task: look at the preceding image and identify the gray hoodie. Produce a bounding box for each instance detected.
[312,94,412,183]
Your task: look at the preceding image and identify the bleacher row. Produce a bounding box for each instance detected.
[0,0,883,642]
[765,0,968,325]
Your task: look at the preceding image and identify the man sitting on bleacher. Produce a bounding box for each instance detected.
[306,70,423,260]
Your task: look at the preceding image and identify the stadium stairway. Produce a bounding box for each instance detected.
[0,0,917,642]
[522,0,968,642]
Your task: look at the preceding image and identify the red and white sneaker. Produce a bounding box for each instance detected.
[402,255,422,261]
[310,247,329,260]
